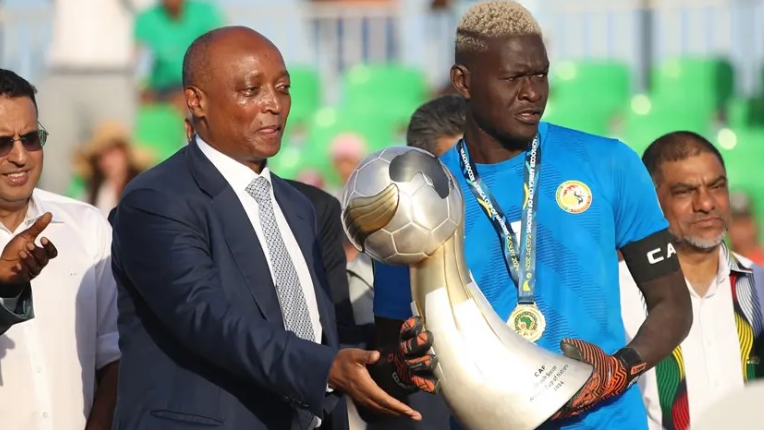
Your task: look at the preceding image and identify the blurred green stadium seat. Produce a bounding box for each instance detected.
[340,63,429,113]
[726,96,764,129]
[722,109,764,235]
[716,127,764,174]
[288,105,410,186]
[618,94,713,155]
[649,56,735,114]
[712,127,764,232]
[287,65,322,128]
[270,143,339,185]
[550,59,632,119]
[542,99,612,137]
[268,145,309,180]
[133,104,186,162]
[305,106,404,153]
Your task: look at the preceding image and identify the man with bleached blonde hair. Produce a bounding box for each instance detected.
[369,2,691,430]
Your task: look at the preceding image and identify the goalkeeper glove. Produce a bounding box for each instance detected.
[377,316,438,395]
[553,339,647,419]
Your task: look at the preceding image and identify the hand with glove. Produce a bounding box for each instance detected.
[553,339,647,419]
[372,316,439,397]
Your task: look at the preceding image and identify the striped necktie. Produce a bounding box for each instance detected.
[246,176,316,429]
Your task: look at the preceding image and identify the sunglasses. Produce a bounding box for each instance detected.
[0,124,48,157]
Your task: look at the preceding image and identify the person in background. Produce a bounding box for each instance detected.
[369,2,692,430]
[72,121,154,218]
[0,69,120,430]
[329,132,369,192]
[37,0,153,194]
[620,131,764,430]
[328,131,370,280]
[406,94,466,157]
[135,0,225,114]
[728,190,764,265]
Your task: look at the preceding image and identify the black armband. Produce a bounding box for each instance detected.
[621,229,680,283]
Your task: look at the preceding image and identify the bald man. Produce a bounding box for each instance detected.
[110,26,421,430]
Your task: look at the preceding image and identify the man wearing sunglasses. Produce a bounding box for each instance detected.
[0,69,121,430]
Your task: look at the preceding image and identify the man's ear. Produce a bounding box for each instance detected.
[450,64,471,101]
[185,86,205,119]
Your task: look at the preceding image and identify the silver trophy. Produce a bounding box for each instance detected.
[340,146,593,430]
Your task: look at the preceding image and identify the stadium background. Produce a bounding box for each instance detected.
[1,0,763,243]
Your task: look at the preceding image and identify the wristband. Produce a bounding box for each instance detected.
[614,347,647,388]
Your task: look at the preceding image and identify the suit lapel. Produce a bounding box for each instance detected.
[272,176,338,346]
[187,139,336,344]
[213,189,285,326]
[187,140,284,326]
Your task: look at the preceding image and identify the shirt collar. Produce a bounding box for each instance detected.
[722,241,753,275]
[688,243,751,299]
[195,136,272,194]
[26,190,65,225]
[0,190,66,235]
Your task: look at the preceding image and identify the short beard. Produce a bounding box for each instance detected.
[671,231,726,252]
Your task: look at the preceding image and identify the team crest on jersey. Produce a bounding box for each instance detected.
[556,180,592,214]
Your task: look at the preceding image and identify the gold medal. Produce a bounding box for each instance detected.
[508,304,546,343]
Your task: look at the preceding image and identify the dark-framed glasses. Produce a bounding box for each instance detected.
[0,123,48,157]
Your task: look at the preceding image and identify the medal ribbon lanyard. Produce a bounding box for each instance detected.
[456,136,540,305]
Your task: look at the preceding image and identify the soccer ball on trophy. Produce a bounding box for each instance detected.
[339,146,462,265]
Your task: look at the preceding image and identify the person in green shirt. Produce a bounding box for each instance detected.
[135,0,225,103]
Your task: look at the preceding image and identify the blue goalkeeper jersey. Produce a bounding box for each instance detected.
[373,122,666,430]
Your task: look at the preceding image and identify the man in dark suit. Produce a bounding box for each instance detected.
[183,113,366,351]
[110,26,423,430]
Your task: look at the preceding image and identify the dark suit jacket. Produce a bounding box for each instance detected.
[110,140,349,430]
[284,181,372,349]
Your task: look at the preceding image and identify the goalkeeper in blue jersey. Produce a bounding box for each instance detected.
[362,2,693,430]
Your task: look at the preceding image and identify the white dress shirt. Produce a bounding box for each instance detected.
[0,189,120,430]
[620,247,748,430]
[196,138,326,428]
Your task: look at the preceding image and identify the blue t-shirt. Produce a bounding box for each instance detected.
[373,122,667,430]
